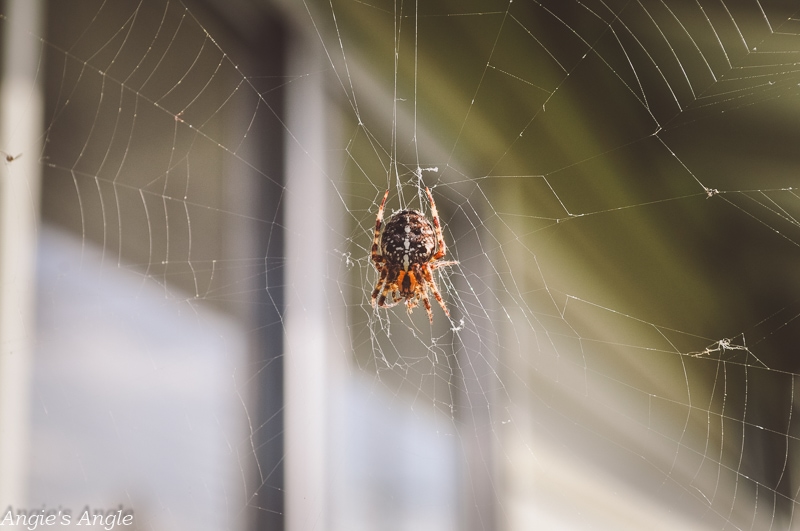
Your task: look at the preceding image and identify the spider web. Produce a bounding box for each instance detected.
[6,0,800,529]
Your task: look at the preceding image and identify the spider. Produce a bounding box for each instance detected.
[370,187,457,322]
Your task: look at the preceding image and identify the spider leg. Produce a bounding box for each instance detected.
[396,266,427,320]
[429,259,458,271]
[404,290,420,311]
[420,287,434,323]
[371,191,392,311]
[371,267,389,307]
[371,190,390,266]
[425,187,448,261]
[378,281,402,309]
[421,265,450,316]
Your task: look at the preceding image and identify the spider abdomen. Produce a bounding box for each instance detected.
[380,209,437,271]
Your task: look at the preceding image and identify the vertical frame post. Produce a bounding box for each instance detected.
[0,0,44,509]
[283,26,329,531]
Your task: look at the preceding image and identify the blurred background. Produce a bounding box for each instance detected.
[1,0,800,529]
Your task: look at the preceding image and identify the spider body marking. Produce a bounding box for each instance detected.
[370,187,456,322]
